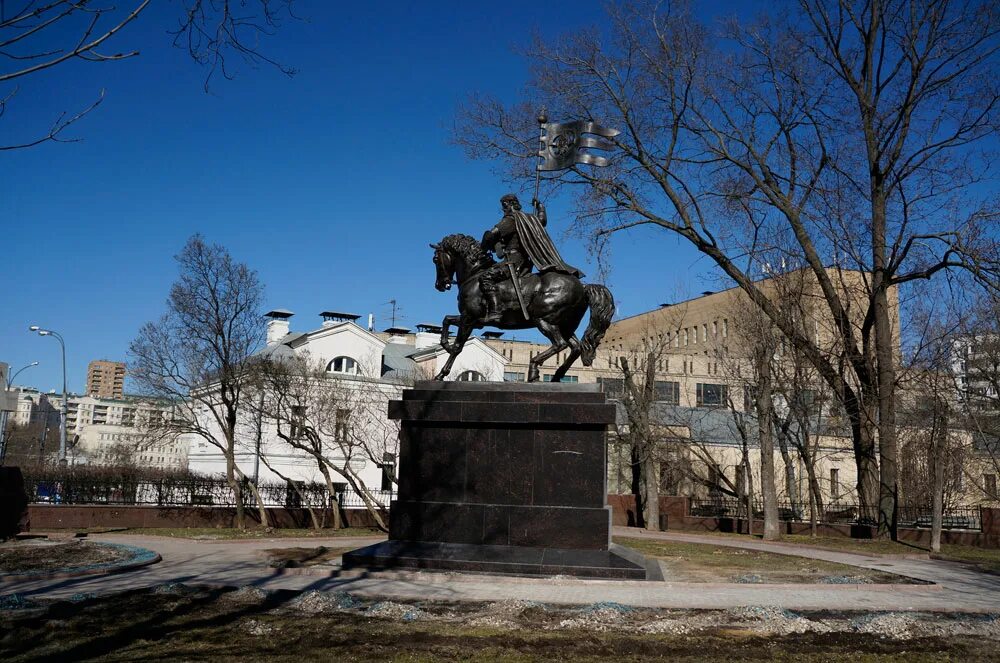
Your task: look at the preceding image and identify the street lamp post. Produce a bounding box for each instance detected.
[29,326,68,465]
[0,361,39,465]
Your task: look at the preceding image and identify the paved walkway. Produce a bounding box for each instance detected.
[4,529,1000,612]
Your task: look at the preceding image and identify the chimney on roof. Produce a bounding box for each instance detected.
[320,311,360,328]
[415,323,442,350]
[368,313,374,332]
[264,309,294,344]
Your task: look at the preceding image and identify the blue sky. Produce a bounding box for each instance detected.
[2,2,746,394]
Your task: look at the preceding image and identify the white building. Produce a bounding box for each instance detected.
[186,310,508,496]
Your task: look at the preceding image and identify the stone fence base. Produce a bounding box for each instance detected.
[25,497,1000,549]
[26,504,385,531]
[607,494,1000,549]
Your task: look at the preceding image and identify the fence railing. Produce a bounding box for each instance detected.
[688,497,982,531]
[23,475,392,511]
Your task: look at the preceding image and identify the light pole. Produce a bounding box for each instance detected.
[0,361,39,465]
[29,326,68,465]
[6,361,40,389]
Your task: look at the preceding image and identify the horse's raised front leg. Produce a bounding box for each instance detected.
[435,321,473,381]
[439,314,462,353]
[528,320,569,383]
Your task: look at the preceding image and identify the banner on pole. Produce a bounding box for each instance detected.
[537,119,619,171]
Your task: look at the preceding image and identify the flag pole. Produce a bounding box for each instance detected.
[534,108,546,212]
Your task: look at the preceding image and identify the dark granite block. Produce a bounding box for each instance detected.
[482,505,510,545]
[398,427,467,502]
[409,380,602,393]
[537,403,617,425]
[389,400,464,422]
[341,540,646,580]
[390,501,485,544]
[532,429,606,508]
[459,402,540,424]
[465,428,534,505]
[506,505,610,549]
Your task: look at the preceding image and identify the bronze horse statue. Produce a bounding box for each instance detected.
[430,233,614,382]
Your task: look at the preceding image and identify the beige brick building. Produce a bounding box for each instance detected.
[479,268,902,509]
[86,360,126,399]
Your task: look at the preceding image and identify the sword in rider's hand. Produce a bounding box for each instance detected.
[507,262,530,320]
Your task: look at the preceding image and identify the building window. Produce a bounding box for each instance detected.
[702,324,708,342]
[683,329,689,346]
[334,409,351,441]
[696,383,727,407]
[543,374,579,382]
[456,370,486,381]
[736,465,747,497]
[654,381,680,404]
[830,468,840,499]
[985,474,997,499]
[289,404,307,439]
[379,452,396,491]
[503,371,525,382]
[712,320,718,336]
[327,356,360,375]
[722,319,729,337]
[597,377,624,399]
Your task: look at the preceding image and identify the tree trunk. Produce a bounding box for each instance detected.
[874,286,898,540]
[776,432,797,509]
[630,441,646,528]
[317,461,343,530]
[227,453,245,530]
[744,455,755,537]
[644,454,660,531]
[930,406,947,554]
[849,402,880,526]
[756,359,780,541]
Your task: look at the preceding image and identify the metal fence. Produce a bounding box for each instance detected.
[23,474,392,511]
[688,497,982,531]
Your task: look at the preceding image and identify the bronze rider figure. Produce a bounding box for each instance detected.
[479,193,583,324]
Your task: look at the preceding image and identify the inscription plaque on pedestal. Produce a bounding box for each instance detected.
[343,381,649,579]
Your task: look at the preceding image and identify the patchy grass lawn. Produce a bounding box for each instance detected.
[663,530,928,556]
[936,545,1000,573]
[657,531,1000,573]
[614,537,914,584]
[90,527,385,540]
[2,587,997,662]
[0,541,129,575]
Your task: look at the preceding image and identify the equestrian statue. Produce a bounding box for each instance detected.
[430,193,614,382]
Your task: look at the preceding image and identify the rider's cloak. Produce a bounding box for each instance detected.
[510,210,584,278]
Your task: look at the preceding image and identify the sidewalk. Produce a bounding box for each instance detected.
[4,530,1000,612]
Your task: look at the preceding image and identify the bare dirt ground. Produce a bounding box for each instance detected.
[2,585,999,661]
[0,541,129,575]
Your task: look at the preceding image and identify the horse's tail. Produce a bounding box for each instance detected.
[580,284,615,366]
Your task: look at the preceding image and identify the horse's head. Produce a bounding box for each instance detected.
[430,242,454,292]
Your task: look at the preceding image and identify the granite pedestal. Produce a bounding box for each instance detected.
[342,381,648,579]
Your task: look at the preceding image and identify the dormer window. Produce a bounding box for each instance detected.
[456,370,486,382]
[327,356,360,375]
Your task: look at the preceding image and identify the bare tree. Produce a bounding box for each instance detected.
[457,0,1000,538]
[721,297,783,539]
[1,0,296,150]
[618,347,663,531]
[249,352,406,533]
[128,235,267,529]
